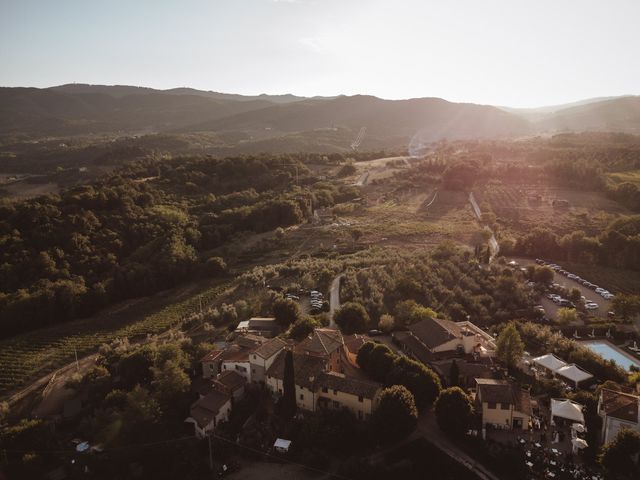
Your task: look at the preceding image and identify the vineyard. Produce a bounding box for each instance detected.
[0,279,231,398]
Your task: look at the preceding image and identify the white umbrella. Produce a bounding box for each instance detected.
[572,423,585,433]
[572,438,588,449]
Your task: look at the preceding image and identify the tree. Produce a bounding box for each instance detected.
[282,349,297,419]
[0,401,9,425]
[568,288,582,304]
[334,302,370,334]
[449,360,460,387]
[151,359,191,410]
[288,316,320,341]
[356,341,376,371]
[387,356,442,408]
[599,428,640,479]
[532,266,554,284]
[273,296,300,327]
[434,387,474,437]
[378,314,394,333]
[557,307,578,325]
[204,256,226,276]
[372,385,418,441]
[364,344,396,382]
[612,294,640,320]
[495,322,524,368]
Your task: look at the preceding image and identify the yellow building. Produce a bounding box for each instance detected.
[475,378,532,431]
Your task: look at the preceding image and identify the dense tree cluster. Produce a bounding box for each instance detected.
[357,341,441,408]
[0,154,359,337]
[340,245,531,327]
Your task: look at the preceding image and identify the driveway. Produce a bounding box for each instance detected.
[328,274,343,329]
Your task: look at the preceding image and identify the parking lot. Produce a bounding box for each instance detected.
[512,258,613,321]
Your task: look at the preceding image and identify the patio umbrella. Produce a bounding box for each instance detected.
[571,438,588,454]
[572,423,585,433]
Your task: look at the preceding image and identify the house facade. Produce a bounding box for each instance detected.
[249,337,288,383]
[186,390,232,439]
[475,378,532,431]
[597,388,640,444]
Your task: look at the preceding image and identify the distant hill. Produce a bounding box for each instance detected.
[1,84,639,143]
[183,95,532,141]
[535,96,640,133]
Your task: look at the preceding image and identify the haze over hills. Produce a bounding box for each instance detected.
[0,84,639,145]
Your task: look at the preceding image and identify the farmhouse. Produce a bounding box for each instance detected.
[186,389,232,439]
[249,337,288,383]
[474,378,532,431]
[394,317,496,361]
[597,388,640,444]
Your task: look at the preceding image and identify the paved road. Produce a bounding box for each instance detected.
[354,171,369,186]
[416,413,500,480]
[328,274,343,329]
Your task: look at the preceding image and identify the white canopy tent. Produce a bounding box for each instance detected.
[532,354,567,373]
[555,364,594,388]
[571,437,588,454]
[551,398,585,424]
[274,438,291,453]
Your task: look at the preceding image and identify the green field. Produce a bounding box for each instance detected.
[0,279,230,398]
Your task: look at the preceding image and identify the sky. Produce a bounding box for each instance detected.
[1,0,639,108]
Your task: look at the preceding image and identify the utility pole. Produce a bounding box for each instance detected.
[74,346,79,372]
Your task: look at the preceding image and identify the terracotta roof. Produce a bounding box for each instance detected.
[343,334,368,355]
[296,328,344,357]
[408,317,461,350]
[253,337,288,359]
[600,388,639,423]
[476,378,532,416]
[316,371,381,399]
[267,350,327,389]
[215,370,247,392]
[200,350,224,363]
[190,390,231,428]
[221,345,250,362]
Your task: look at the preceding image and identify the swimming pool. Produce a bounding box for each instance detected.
[582,341,640,371]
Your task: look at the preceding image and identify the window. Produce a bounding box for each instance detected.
[487,402,496,409]
[300,394,304,400]
[358,396,363,403]
[209,363,214,369]
[358,410,363,420]
[500,403,509,410]
[252,369,256,374]
[223,365,227,370]
[333,389,338,395]
[253,355,257,360]
[322,387,328,393]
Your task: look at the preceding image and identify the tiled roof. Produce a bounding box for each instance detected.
[600,388,639,423]
[476,378,532,416]
[190,390,231,428]
[221,345,250,362]
[236,334,268,349]
[394,331,431,364]
[267,350,327,389]
[215,370,247,392]
[343,334,368,355]
[316,371,381,399]
[200,350,224,363]
[408,317,461,350]
[296,328,344,357]
[253,337,287,359]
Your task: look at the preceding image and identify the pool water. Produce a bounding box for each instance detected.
[584,341,640,371]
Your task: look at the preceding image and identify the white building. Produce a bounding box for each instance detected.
[598,388,640,444]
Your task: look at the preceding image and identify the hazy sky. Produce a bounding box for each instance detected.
[1,0,639,107]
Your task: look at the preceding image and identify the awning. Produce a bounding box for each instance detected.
[551,398,585,424]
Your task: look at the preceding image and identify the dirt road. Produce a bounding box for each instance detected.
[328,274,343,329]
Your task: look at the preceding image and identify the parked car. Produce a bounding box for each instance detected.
[558,299,575,308]
[602,293,614,300]
[595,287,605,294]
[585,302,599,310]
[368,329,383,336]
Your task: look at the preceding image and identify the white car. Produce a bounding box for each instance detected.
[595,287,605,294]
[585,302,599,310]
[602,293,614,300]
